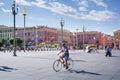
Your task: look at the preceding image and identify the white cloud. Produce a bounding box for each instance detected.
[79,7,88,11]
[81,10,116,21]
[49,2,77,13]
[32,1,77,15]
[0,2,4,6]
[78,0,88,7]
[2,8,11,13]
[31,0,48,9]
[15,0,31,6]
[16,0,116,21]
[90,0,107,9]
[32,1,116,21]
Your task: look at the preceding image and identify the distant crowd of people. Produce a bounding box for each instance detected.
[0,47,61,52]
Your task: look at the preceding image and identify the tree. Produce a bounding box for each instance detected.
[0,39,5,47]
[9,37,23,47]
[16,37,23,47]
[9,38,14,45]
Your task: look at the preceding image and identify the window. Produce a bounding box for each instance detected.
[116,32,118,38]
[25,33,27,36]
[40,31,43,36]
[28,32,30,36]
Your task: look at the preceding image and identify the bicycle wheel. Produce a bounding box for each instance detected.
[68,58,73,70]
[53,59,62,72]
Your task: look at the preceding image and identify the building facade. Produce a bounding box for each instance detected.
[76,31,113,49]
[114,30,120,49]
[16,25,73,47]
[0,25,114,49]
[0,25,14,39]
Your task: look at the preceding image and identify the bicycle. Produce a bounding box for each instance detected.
[53,57,73,72]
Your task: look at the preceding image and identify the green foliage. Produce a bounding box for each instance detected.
[9,38,14,45]
[16,37,23,47]
[0,41,2,47]
[0,39,5,47]
[8,37,23,47]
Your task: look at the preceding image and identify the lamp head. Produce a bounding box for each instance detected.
[22,7,26,16]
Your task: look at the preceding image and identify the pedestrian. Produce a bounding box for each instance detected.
[105,45,112,57]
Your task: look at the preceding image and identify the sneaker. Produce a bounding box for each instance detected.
[63,64,66,67]
[66,66,68,69]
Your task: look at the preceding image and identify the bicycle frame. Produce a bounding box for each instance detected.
[53,58,73,72]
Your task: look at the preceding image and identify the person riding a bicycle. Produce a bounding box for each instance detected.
[58,43,69,69]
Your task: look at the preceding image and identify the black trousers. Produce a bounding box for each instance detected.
[105,51,112,57]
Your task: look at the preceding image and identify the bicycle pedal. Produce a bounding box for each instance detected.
[63,64,66,67]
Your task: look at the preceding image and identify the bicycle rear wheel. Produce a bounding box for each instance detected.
[53,59,62,72]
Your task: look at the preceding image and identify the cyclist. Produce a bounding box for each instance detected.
[58,43,69,69]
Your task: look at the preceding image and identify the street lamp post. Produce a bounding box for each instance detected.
[22,7,26,52]
[73,32,75,47]
[76,27,79,49]
[118,40,120,49]
[35,26,38,48]
[83,26,85,51]
[12,0,18,56]
[60,18,65,43]
[103,35,106,49]
[116,39,118,49]
[93,37,96,45]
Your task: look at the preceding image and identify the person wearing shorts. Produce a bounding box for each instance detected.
[58,43,69,69]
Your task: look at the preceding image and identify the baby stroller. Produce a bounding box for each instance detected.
[85,46,95,53]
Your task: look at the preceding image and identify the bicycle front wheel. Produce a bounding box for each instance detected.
[53,59,62,72]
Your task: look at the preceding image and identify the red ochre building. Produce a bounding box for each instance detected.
[16,25,73,47]
[0,25,114,48]
[76,31,113,49]
[114,30,120,48]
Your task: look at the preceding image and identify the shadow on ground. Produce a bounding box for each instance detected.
[0,66,17,72]
[68,69,101,75]
[19,56,55,60]
[73,60,86,62]
[111,56,120,57]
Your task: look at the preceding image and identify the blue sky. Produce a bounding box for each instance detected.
[0,0,120,36]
